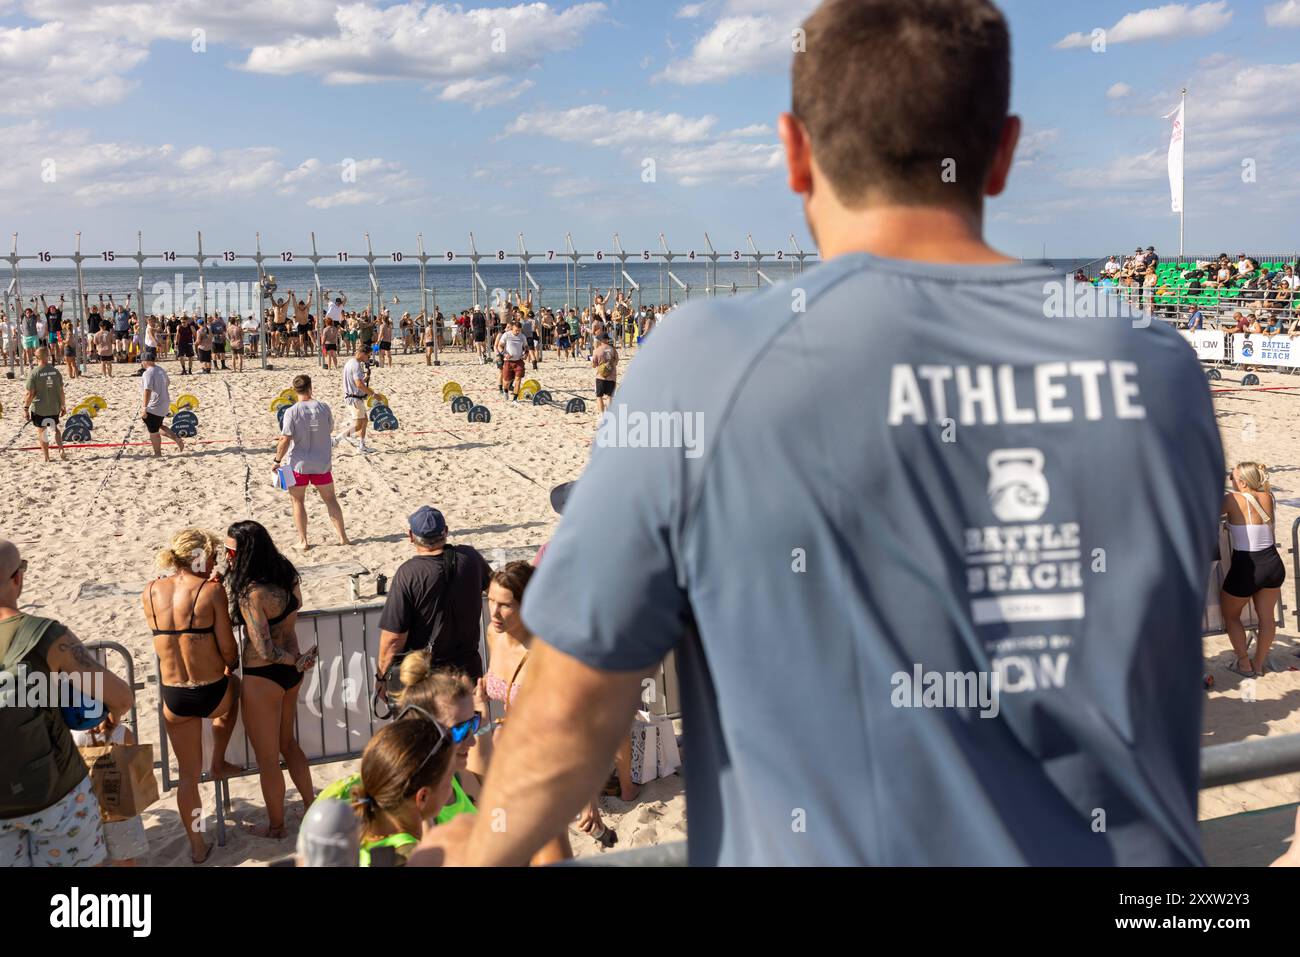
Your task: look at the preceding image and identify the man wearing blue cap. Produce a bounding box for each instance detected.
[375,506,492,703]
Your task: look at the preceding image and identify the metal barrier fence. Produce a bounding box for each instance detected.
[2,230,818,377]
[151,598,679,847]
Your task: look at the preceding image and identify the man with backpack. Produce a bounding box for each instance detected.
[373,507,492,708]
[0,540,134,866]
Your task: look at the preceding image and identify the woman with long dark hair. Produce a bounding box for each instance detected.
[224,520,317,839]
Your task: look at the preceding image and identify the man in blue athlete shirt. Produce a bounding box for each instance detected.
[414,0,1223,867]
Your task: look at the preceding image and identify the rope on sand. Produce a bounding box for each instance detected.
[225,380,254,511]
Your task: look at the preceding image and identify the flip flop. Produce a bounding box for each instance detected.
[1227,661,1256,679]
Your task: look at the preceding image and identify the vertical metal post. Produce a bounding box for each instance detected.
[73,232,87,376]
[255,233,268,369]
[11,234,25,375]
[418,232,438,365]
[310,232,325,370]
[195,231,207,334]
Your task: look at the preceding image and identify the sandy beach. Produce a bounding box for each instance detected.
[4,343,1297,864]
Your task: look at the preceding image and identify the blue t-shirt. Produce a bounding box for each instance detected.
[522,252,1222,866]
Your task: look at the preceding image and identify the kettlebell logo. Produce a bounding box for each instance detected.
[987,448,1050,522]
[1241,341,1254,358]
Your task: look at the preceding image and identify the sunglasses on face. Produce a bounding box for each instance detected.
[449,712,482,743]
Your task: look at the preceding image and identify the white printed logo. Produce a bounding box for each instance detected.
[987,448,1050,523]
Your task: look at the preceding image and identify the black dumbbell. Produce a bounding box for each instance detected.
[531,390,586,414]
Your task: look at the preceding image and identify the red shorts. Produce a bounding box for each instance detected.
[293,470,333,487]
[503,359,525,379]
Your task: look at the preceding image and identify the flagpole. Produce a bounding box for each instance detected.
[1179,88,1186,258]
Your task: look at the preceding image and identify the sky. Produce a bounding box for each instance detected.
[1,0,1298,260]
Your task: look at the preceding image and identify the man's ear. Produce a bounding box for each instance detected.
[984,115,1021,199]
[778,112,813,197]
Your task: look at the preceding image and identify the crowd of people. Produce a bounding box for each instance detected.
[0,479,644,868]
[0,283,671,380]
[1074,246,1300,326]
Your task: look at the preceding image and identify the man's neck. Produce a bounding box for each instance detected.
[813,203,1016,265]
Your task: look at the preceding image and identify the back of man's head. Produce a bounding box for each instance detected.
[293,374,312,395]
[791,0,1011,211]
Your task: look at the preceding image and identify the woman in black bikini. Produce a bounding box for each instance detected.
[225,520,318,839]
[142,528,241,864]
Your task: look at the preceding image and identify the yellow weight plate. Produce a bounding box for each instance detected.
[366,392,390,409]
[441,382,462,402]
[84,395,107,412]
[278,388,297,403]
[174,394,199,412]
[270,396,295,414]
[518,379,541,399]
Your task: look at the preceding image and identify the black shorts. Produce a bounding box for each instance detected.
[97,353,113,363]
[473,330,486,343]
[595,379,616,398]
[177,343,194,358]
[212,341,226,354]
[64,347,76,358]
[197,349,212,363]
[1223,547,1286,598]
[297,324,310,336]
[325,343,338,352]
[30,411,58,428]
[379,341,391,351]
[114,329,130,341]
[143,412,164,434]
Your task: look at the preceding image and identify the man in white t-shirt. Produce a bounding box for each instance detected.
[334,345,374,452]
[275,373,348,549]
[139,349,183,456]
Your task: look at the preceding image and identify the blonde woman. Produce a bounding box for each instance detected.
[141,528,241,864]
[1221,463,1286,677]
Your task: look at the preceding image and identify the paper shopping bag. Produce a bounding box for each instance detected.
[78,743,160,819]
[651,715,680,778]
[630,713,659,785]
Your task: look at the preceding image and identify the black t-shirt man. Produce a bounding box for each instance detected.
[378,543,492,678]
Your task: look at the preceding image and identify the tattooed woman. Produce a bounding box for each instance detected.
[225,520,317,839]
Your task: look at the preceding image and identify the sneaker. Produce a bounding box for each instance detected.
[331,434,342,448]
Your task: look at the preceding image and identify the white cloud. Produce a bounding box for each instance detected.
[505,105,718,146]
[676,3,706,17]
[439,75,535,110]
[307,189,382,209]
[1056,2,1232,49]
[0,121,421,211]
[656,0,817,85]
[658,140,782,186]
[20,0,340,44]
[241,2,605,84]
[1107,82,1133,98]
[178,146,215,170]
[1265,1,1300,27]
[1012,129,1061,169]
[0,21,146,113]
[721,123,772,138]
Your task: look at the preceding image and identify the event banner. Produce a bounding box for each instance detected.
[1232,334,1300,368]
[1178,329,1225,361]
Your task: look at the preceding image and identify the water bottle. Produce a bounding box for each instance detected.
[376,573,388,596]
[348,574,360,602]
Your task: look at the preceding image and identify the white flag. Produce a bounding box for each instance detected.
[1166,102,1184,214]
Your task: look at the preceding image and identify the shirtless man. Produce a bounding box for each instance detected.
[377,314,393,367]
[290,291,313,358]
[271,291,291,358]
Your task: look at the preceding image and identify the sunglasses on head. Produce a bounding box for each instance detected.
[395,704,452,770]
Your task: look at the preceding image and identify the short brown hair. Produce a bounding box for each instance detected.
[792,0,1011,209]
[293,374,311,393]
[491,560,535,601]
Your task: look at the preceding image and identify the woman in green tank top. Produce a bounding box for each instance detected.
[351,713,455,867]
[394,650,488,825]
